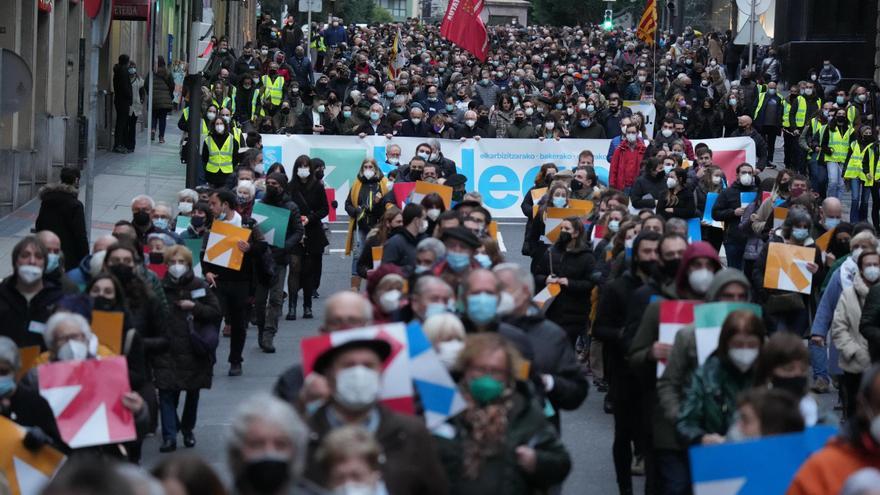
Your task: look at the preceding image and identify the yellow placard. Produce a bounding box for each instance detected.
[815,227,835,252]
[0,416,66,495]
[205,221,251,271]
[533,283,561,309]
[412,181,453,209]
[772,207,789,229]
[487,221,498,240]
[763,243,815,295]
[91,310,124,355]
[16,346,40,380]
[543,207,589,243]
[568,199,595,216]
[371,246,383,269]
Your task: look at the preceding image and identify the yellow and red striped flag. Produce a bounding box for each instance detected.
[637,0,658,46]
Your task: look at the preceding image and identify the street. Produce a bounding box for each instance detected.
[139,214,635,494]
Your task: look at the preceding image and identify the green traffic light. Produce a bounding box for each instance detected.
[602,20,613,30]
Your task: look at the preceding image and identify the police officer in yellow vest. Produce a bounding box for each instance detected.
[843,126,878,223]
[219,107,243,146]
[819,107,855,199]
[261,62,285,117]
[201,116,240,188]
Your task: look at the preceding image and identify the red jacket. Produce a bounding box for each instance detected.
[610,140,647,190]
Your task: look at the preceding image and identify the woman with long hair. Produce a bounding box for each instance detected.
[286,155,329,320]
[356,207,403,279]
[344,158,390,292]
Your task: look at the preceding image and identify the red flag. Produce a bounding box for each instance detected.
[440,0,488,62]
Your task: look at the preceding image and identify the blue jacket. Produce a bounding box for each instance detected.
[811,264,844,338]
[67,254,93,291]
[323,25,347,47]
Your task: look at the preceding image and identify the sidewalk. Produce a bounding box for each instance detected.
[0,118,186,276]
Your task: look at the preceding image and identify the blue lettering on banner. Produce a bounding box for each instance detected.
[372,145,390,173]
[479,166,519,210]
[263,146,282,166]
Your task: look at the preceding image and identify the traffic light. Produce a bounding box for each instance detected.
[666,0,676,15]
[602,9,613,30]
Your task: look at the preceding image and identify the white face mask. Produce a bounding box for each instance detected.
[378,289,402,313]
[334,481,378,495]
[426,208,441,221]
[334,365,380,410]
[626,133,638,142]
[688,268,714,294]
[465,119,476,128]
[167,263,189,280]
[853,248,865,262]
[728,348,759,372]
[215,124,225,134]
[712,175,722,185]
[667,177,679,189]
[206,112,216,120]
[177,201,193,214]
[739,173,754,186]
[419,219,429,234]
[17,265,43,285]
[362,169,376,180]
[57,340,89,361]
[496,291,516,316]
[661,128,674,138]
[437,340,465,370]
[545,121,555,130]
[89,251,107,277]
[297,168,310,179]
[863,266,880,283]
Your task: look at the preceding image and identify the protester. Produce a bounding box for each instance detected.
[436,333,571,494]
[36,167,89,271]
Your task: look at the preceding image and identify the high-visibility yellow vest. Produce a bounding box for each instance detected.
[848,105,859,126]
[212,96,235,114]
[783,96,811,128]
[753,91,778,120]
[182,108,209,140]
[261,75,284,106]
[206,135,234,174]
[232,125,242,146]
[825,126,853,163]
[843,141,877,185]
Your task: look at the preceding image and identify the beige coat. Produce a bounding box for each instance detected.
[830,273,873,373]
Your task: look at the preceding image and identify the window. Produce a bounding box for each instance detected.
[378,0,407,18]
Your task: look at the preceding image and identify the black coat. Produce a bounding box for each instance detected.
[0,277,63,350]
[259,194,304,265]
[502,313,589,414]
[656,186,698,220]
[381,229,421,273]
[287,178,329,254]
[295,110,337,135]
[712,180,757,244]
[396,119,430,137]
[356,119,394,136]
[630,172,667,210]
[534,244,596,336]
[113,64,133,108]
[5,385,65,450]
[593,270,645,403]
[153,274,222,390]
[124,283,169,372]
[35,184,89,271]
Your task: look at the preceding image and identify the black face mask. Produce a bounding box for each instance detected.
[570,179,583,191]
[829,238,850,259]
[133,211,150,227]
[92,296,116,312]
[556,232,572,246]
[662,258,681,279]
[237,457,291,495]
[410,170,422,180]
[637,259,659,278]
[148,252,164,265]
[109,264,134,284]
[315,169,325,180]
[191,216,205,229]
[771,375,808,397]
[452,190,465,202]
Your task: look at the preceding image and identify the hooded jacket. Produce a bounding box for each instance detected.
[35,183,89,271]
[609,139,647,191]
[626,243,722,450]
[831,271,872,374]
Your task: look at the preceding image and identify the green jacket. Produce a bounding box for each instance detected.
[656,326,698,448]
[627,283,681,450]
[435,386,571,495]
[676,355,754,445]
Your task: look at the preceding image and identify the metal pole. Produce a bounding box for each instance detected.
[77,38,87,170]
[85,14,101,236]
[307,7,312,57]
[146,0,156,195]
[747,0,755,71]
[186,0,203,189]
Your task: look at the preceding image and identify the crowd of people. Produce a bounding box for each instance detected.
[5,10,880,495]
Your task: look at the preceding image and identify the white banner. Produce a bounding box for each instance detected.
[261,135,755,218]
[622,100,657,137]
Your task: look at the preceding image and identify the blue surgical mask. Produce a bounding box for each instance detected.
[0,374,15,397]
[425,302,449,319]
[343,110,352,119]
[552,196,567,208]
[414,265,431,274]
[446,104,455,111]
[608,219,621,232]
[153,218,169,230]
[447,251,471,272]
[474,253,492,268]
[218,211,227,221]
[824,218,841,229]
[792,227,810,241]
[46,253,60,272]
[370,111,381,121]
[466,293,498,325]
